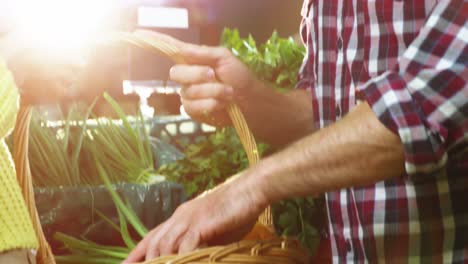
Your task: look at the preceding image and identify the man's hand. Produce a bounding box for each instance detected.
[123,173,267,262]
[136,30,256,127]
[135,30,314,146]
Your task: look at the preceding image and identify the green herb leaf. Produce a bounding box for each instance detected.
[221,28,306,92]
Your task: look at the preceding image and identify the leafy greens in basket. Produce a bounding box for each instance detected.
[28,93,156,187]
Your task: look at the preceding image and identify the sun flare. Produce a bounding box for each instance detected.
[10,0,116,57]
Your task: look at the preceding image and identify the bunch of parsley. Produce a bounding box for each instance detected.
[221,28,305,92]
[157,128,268,198]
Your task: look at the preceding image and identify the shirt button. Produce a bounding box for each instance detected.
[337,37,343,50]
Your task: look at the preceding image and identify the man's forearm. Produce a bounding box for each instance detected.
[246,102,405,203]
[238,79,315,147]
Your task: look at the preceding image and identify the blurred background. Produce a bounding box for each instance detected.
[0,0,303,117]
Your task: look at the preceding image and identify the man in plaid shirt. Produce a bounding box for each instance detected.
[126,1,467,263]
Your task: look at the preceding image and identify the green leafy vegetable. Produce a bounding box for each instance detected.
[158,127,269,198]
[27,93,156,187]
[273,197,326,254]
[221,28,306,92]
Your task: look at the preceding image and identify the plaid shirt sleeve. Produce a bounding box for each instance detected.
[361,1,467,180]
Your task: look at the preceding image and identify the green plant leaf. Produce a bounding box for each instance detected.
[117,206,137,249]
[97,162,148,237]
[221,28,305,92]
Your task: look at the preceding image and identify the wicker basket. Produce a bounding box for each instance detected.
[144,239,309,264]
[14,107,55,264]
[13,32,310,264]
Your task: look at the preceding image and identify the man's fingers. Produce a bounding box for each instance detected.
[143,219,175,260]
[178,229,201,255]
[122,229,155,263]
[181,98,228,118]
[159,224,188,256]
[145,235,162,261]
[122,244,146,263]
[181,83,233,101]
[181,45,231,67]
[170,65,216,84]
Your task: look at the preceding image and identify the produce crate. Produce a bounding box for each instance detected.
[151,115,216,149]
[22,111,187,254]
[35,182,185,254]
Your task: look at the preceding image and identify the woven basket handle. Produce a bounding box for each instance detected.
[118,32,274,229]
[14,107,56,264]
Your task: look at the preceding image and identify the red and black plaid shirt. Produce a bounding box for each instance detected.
[298,0,467,262]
